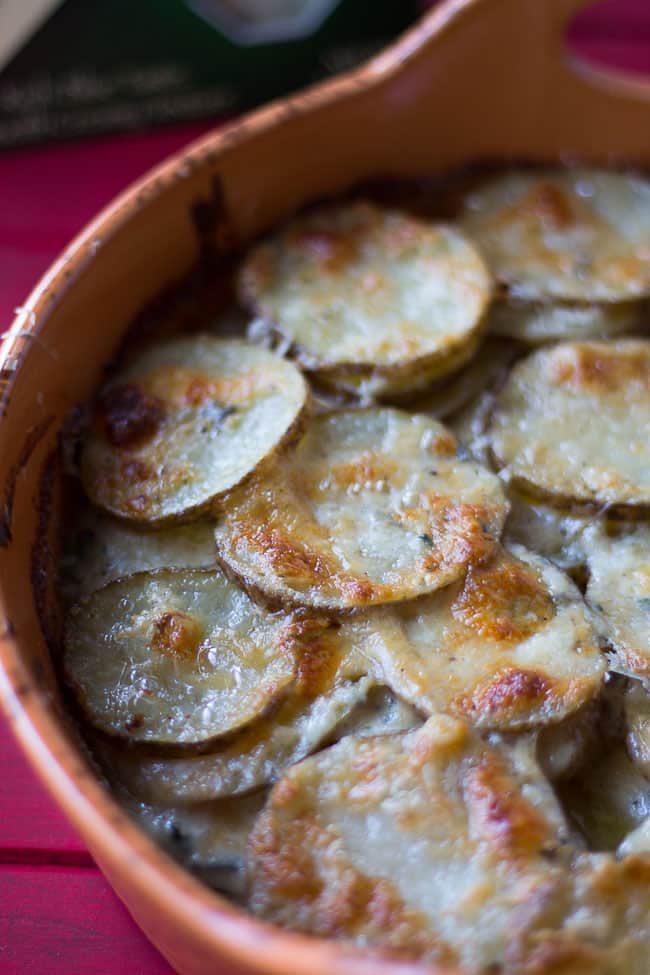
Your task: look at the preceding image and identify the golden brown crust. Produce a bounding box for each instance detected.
[64,170,650,972]
[149,610,204,660]
[240,200,492,396]
[81,336,309,524]
[450,554,554,643]
[247,716,576,970]
[360,545,604,732]
[462,169,650,302]
[489,340,650,510]
[215,408,508,611]
[250,811,460,966]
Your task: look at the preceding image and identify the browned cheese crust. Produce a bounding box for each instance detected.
[215,408,508,611]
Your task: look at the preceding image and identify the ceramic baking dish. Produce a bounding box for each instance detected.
[1,1,649,972]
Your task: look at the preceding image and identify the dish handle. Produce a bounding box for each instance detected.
[362,0,650,163]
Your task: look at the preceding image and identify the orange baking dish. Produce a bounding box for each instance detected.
[1,1,649,972]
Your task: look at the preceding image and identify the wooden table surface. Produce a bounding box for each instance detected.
[1,4,648,972]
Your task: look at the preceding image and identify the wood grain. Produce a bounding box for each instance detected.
[0,723,86,856]
[0,865,174,975]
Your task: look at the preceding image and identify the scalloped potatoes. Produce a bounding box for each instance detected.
[61,170,650,973]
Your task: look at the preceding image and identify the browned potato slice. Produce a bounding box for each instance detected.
[239,201,492,397]
[364,545,605,731]
[99,682,422,807]
[462,169,650,302]
[489,298,645,344]
[248,711,650,968]
[489,341,650,509]
[215,408,508,611]
[247,715,574,969]
[93,613,424,805]
[81,336,308,524]
[92,618,382,802]
[95,679,374,804]
[584,524,650,680]
[64,568,303,748]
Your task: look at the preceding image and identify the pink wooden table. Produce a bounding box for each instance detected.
[1,3,649,972]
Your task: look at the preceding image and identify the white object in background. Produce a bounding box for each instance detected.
[187,0,341,45]
[0,0,64,72]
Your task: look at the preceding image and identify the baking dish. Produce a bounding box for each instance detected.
[1,1,649,973]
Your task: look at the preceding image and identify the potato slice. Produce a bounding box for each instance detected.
[215,408,508,611]
[124,791,267,899]
[584,524,650,680]
[489,299,645,344]
[93,619,384,802]
[462,169,650,302]
[536,699,600,782]
[625,680,650,778]
[247,714,574,969]
[64,568,303,748]
[447,389,496,464]
[489,340,650,509]
[326,686,422,742]
[96,678,375,804]
[314,338,484,401]
[81,336,309,524]
[406,337,519,419]
[239,201,492,396]
[502,492,590,572]
[60,504,216,603]
[99,682,423,807]
[364,545,604,731]
[94,620,423,804]
[557,743,650,851]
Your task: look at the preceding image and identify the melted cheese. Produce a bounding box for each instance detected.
[490,341,650,508]
[215,408,509,610]
[584,524,650,679]
[363,545,605,730]
[65,568,304,747]
[239,201,492,395]
[247,715,574,969]
[462,169,650,302]
[81,336,308,524]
